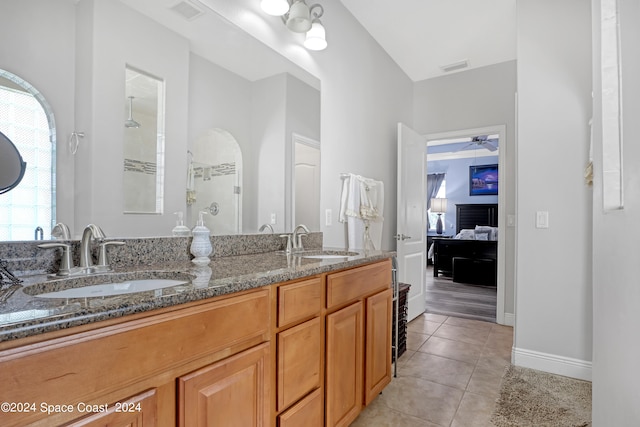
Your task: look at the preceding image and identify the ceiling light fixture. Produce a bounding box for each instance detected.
[260,0,327,51]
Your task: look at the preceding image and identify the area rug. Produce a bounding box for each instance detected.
[490,365,592,427]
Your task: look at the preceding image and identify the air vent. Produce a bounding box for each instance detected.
[169,1,204,20]
[440,59,469,73]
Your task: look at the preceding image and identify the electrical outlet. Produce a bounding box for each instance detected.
[270,213,276,224]
[325,209,332,226]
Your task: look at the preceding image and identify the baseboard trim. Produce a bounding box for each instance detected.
[502,312,515,326]
[512,347,592,381]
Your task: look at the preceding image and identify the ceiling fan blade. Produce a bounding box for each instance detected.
[453,142,476,152]
[483,142,498,151]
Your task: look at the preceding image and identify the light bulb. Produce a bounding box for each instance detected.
[304,19,327,50]
[260,0,289,16]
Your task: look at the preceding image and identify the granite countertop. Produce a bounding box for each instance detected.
[0,249,393,343]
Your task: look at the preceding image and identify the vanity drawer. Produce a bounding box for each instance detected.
[277,277,322,328]
[277,388,323,427]
[326,260,392,310]
[277,317,322,410]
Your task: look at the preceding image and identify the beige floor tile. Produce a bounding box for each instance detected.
[490,323,513,336]
[352,397,441,427]
[466,365,507,397]
[407,319,443,335]
[444,316,494,332]
[475,355,512,374]
[481,343,512,364]
[378,376,465,426]
[485,330,514,350]
[398,352,475,390]
[450,391,498,427]
[396,349,415,368]
[416,335,483,365]
[406,331,430,351]
[433,323,491,346]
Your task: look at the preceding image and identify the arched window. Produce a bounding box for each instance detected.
[0,70,56,240]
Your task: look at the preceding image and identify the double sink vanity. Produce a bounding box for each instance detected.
[0,232,394,426]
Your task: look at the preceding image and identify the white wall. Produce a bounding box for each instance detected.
[208,0,414,250]
[413,60,517,317]
[316,0,413,249]
[252,74,287,234]
[514,0,593,380]
[591,0,640,424]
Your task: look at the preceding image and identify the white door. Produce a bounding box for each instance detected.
[294,139,320,230]
[396,123,427,321]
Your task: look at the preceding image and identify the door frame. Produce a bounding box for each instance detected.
[424,125,507,325]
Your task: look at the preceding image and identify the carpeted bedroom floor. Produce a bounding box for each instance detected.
[351,313,592,427]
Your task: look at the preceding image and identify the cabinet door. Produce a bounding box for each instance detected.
[325,302,363,427]
[278,317,322,410]
[178,342,270,427]
[64,389,157,426]
[364,288,393,405]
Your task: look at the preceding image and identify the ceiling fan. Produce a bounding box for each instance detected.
[456,135,498,152]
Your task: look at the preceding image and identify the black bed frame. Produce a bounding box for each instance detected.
[432,204,498,286]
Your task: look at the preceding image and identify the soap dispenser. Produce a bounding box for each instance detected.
[190,211,212,264]
[172,211,191,237]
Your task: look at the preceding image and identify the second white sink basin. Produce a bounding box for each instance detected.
[33,279,188,299]
[302,254,352,260]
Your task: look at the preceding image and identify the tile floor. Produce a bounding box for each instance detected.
[352,313,514,427]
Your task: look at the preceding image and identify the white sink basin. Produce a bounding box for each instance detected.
[34,279,187,299]
[302,254,352,260]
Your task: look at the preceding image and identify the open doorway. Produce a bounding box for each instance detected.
[424,125,506,323]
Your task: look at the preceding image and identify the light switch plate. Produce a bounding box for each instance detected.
[536,211,549,228]
[270,213,276,224]
[325,209,332,226]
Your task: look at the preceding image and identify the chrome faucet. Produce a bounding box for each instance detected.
[51,222,71,240]
[80,224,106,269]
[292,224,310,252]
[39,224,123,276]
[259,224,274,233]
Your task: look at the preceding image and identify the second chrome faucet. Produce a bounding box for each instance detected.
[280,224,310,254]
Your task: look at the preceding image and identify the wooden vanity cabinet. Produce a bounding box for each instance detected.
[325,301,364,427]
[325,259,393,427]
[0,288,270,427]
[273,277,324,427]
[63,389,158,427]
[0,258,392,427]
[178,342,270,427]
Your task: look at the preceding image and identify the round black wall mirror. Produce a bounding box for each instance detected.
[0,131,27,194]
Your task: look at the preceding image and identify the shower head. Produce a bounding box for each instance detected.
[125,96,141,128]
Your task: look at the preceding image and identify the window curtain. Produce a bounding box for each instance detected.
[426,173,445,229]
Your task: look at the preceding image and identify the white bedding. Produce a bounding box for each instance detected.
[428,226,498,260]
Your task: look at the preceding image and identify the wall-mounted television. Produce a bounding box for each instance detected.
[469,164,498,196]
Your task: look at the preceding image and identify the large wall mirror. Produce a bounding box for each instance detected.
[0,0,320,241]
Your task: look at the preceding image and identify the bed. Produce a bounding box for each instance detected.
[431,203,498,286]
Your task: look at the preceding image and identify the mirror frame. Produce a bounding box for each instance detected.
[0,131,27,194]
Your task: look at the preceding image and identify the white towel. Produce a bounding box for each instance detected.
[339,174,384,251]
